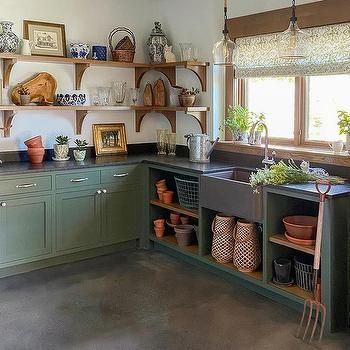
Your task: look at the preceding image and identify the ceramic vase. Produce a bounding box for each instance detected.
[70,43,90,59]
[179,95,196,107]
[54,144,69,159]
[20,95,31,106]
[73,150,86,162]
[0,21,19,53]
[146,21,168,64]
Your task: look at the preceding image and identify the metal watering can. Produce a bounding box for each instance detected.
[185,134,219,163]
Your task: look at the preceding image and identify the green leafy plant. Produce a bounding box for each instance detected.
[55,135,69,145]
[74,138,88,151]
[252,112,266,133]
[249,159,344,193]
[337,111,350,135]
[223,105,252,135]
[180,87,200,96]
[18,86,30,95]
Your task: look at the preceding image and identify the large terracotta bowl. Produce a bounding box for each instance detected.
[283,216,317,240]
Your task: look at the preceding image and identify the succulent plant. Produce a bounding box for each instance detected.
[55,135,69,145]
[18,86,30,95]
[74,138,88,151]
[180,87,200,96]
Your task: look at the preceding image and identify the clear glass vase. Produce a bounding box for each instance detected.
[166,132,177,156]
[156,129,167,155]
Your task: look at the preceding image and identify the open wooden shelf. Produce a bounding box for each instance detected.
[150,234,199,256]
[150,199,199,219]
[269,234,315,255]
[204,255,263,281]
[269,282,313,300]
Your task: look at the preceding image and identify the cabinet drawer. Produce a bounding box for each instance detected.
[101,165,138,185]
[56,171,100,190]
[0,176,52,196]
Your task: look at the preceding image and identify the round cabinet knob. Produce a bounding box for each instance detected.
[96,190,102,195]
[0,202,6,207]
[102,189,107,194]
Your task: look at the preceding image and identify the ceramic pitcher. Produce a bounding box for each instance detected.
[20,39,34,56]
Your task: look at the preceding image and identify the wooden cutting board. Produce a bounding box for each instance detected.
[143,82,153,106]
[153,79,166,107]
[11,72,57,105]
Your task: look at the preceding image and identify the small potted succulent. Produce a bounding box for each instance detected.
[18,86,31,106]
[54,135,70,160]
[223,105,252,143]
[179,87,200,107]
[337,111,350,152]
[73,138,88,162]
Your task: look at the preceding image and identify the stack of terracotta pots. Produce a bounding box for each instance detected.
[154,219,165,238]
[155,179,174,204]
[24,136,45,164]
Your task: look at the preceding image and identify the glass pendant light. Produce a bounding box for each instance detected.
[278,0,307,60]
[213,0,236,66]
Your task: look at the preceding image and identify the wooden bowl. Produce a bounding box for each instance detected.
[283,216,317,240]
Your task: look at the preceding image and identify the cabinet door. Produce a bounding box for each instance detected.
[101,185,141,244]
[56,189,101,252]
[0,195,52,263]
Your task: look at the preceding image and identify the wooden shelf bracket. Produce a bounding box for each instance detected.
[2,58,17,88]
[1,110,15,137]
[185,64,208,92]
[135,110,176,133]
[75,110,88,135]
[135,66,176,88]
[186,110,207,133]
[75,62,90,90]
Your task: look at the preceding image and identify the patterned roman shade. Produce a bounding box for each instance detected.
[235,23,350,78]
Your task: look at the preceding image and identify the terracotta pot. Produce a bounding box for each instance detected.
[157,191,164,202]
[170,212,181,225]
[24,135,43,148]
[154,219,165,228]
[180,216,190,225]
[179,95,196,107]
[27,148,45,164]
[154,226,165,238]
[162,191,174,204]
[156,179,166,186]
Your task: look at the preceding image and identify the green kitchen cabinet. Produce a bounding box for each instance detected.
[0,195,52,263]
[101,184,141,244]
[56,188,101,252]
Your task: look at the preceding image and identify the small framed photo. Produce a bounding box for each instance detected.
[23,20,67,57]
[93,123,128,156]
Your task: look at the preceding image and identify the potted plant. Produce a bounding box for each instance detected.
[179,87,200,107]
[54,135,70,160]
[18,86,31,106]
[223,105,252,143]
[252,112,266,145]
[337,111,350,151]
[73,138,88,162]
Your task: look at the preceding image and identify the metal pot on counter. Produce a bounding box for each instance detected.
[185,134,219,163]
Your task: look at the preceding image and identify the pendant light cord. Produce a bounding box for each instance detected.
[290,0,297,25]
[223,2,229,35]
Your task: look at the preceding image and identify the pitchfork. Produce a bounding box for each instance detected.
[296,180,331,343]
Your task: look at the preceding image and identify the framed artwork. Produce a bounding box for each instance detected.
[23,20,67,57]
[93,123,128,156]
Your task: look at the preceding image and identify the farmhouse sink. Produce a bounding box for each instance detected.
[200,167,263,223]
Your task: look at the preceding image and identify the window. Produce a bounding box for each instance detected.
[240,74,349,146]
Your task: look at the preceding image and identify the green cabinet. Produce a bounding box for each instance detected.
[56,189,101,252]
[101,184,141,244]
[0,195,52,263]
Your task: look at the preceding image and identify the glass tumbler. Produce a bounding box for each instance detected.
[156,129,167,155]
[113,81,126,104]
[166,132,177,156]
[130,88,139,105]
[97,87,111,106]
[179,43,193,61]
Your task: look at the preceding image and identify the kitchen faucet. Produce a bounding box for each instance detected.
[249,121,275,168]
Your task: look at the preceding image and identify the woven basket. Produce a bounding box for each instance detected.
[211,214,236,264]
[108,27,136,63]
[233,220,261,272]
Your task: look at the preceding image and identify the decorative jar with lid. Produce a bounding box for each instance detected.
[146,22,168,64]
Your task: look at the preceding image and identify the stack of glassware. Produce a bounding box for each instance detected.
[157,129,176,156]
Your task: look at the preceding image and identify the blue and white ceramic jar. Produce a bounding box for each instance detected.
[146,22,168,64]
[70,43,90,59]
[0,21,19,53]
[92,45,107,61]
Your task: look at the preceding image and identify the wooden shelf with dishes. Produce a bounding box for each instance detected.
[269,234,315,255]
[150,234,199,256]
[150,199,199,219]
[0,53,210,137]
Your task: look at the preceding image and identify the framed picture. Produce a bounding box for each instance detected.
[93,123,128,156]
[23,20,67,57]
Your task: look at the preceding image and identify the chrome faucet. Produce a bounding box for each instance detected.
[249,121,275,168]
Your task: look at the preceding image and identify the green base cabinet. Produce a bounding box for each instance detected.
[0,195,52,263]
[56,189,101,252]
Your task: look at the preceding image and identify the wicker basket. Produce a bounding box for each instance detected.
[294,255,314,291]
[108,27,136,63]
[174,176,199,209]
[233,220,261,272]
[211,214,236,264]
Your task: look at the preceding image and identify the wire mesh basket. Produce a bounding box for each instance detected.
[294,255,314,292]
[174,176,199,209]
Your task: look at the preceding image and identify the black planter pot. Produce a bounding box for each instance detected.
[273,257,292,284]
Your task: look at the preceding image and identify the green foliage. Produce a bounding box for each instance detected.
[337,111,350,135]
[180,87,200,96]
[18,86,30,95]
[74,139,88,151]
[249,159,345,193]
[252,112,266,133]
[224,105,252,134]
[55,135,69,145]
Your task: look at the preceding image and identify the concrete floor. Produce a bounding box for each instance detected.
[0,250,348,350]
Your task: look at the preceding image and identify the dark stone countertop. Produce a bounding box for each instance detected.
[0,154,235,176]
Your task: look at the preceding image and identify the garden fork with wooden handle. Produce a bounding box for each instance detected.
[296,180,331,344]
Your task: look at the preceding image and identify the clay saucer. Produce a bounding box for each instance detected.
[284,232,315,246]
